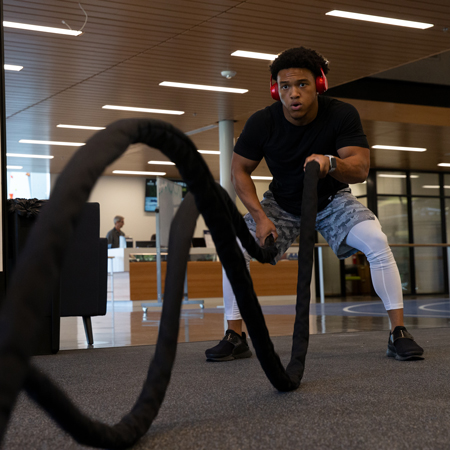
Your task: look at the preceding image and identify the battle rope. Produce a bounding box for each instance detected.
[0,118,319,448]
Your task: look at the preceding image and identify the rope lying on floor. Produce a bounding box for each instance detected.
[0,118,319,448]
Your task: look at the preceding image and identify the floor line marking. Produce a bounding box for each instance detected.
[342,302,386,315]
[418,301,450,313]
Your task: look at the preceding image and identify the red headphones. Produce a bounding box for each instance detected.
[270,67,328,101]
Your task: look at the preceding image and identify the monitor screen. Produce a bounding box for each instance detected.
[145,179,158,212]
[145,178,188,212]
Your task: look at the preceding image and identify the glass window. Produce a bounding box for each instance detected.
[411,172,439,196]
[444,174,450,195]
[412,197,444,293]
[376,172,407,195]
[377,196,409,244]
[7,171,50,200]
[377,196,410,293]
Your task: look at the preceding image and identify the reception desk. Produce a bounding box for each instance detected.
[130,258,309,300]
[107,248,136,272]
[108,247,218,272]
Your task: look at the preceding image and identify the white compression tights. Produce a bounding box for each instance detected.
[345,219,403,311]
[223,219,403,321]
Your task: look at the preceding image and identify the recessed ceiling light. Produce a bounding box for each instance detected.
[372,145,426,152]
[160,82,248,94]
[378,174,419,178]
[3,21,82,36]
[6,165,23,169]
[102,105,184,115]
[198,150,220,155]
[251,176,273,180]
[148,160,175,165]
[4,64,23,71]
[438,163,450,167]
[7,153,54,159]
[325,11,433,29]
[231,50,278,61]
[112,170,166,176]
[19,139,85,146]
[57,124,106,130]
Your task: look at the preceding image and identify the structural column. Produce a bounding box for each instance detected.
[219,120,236,202]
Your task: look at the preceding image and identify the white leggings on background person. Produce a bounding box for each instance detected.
[222,219,403,321]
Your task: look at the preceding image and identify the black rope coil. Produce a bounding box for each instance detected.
[0,119,319,448]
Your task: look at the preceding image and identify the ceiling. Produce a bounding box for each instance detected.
[2,0,450,181]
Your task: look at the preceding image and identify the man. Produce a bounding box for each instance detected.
[106,215,125,248]
[205,47,424,363]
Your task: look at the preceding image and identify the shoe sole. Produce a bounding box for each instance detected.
[206,349,252,362]
[386,347,424,361]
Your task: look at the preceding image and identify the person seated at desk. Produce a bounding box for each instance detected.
[106,215,125,248]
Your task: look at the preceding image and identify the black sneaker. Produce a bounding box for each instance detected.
[386,326,424,361]
[205,329,252,362]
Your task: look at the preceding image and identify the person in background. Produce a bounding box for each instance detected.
[106,215,125,248]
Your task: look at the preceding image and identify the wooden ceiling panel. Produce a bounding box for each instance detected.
[3,0,450,179]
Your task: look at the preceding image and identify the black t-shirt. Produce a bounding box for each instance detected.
[234,96,369,215]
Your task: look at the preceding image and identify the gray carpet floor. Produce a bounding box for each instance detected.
[3,327,450,450]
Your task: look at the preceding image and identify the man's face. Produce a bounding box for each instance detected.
[115,219,124,230]
[277,68,319,126]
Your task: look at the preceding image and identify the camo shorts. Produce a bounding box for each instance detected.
[244,188,376,264]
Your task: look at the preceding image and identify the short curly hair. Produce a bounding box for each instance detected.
[269,47,329,80]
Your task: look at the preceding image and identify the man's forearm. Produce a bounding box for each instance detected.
[331,154,369,184]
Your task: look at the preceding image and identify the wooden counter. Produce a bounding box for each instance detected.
[130,260,300,300]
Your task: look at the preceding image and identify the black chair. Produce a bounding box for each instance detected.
[7,201,107,354]
[59,203,107,347]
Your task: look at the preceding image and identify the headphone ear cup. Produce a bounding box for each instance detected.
[315,77,325,94]
[315,67,329,94]
[270,76,280,101]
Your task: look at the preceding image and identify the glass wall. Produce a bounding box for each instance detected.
[377,172,407,195]
[372,170,448,296]
[411,197,443,293]
[6,170,50,200]
[410,172,444,293]
[377,195,410,293]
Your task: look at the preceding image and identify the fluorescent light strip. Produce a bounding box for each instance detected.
[422,185,450,189]
[325,11,433,29]
[438,163,450,167]
[103,105,184,115]
[160,81,248,94]
[198,150,220,155]
[3,21,82,36]
[231,50,278,61]
[57,124,106,130]
[6,165,23,169]
[378,174,419,179]
[372,145,426,152]
[4,64,23,71]
[113,170,166,176]
[19,139,85,146]
[148,160,175,165]
[7,153,54,159]
[251,176,273,181]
